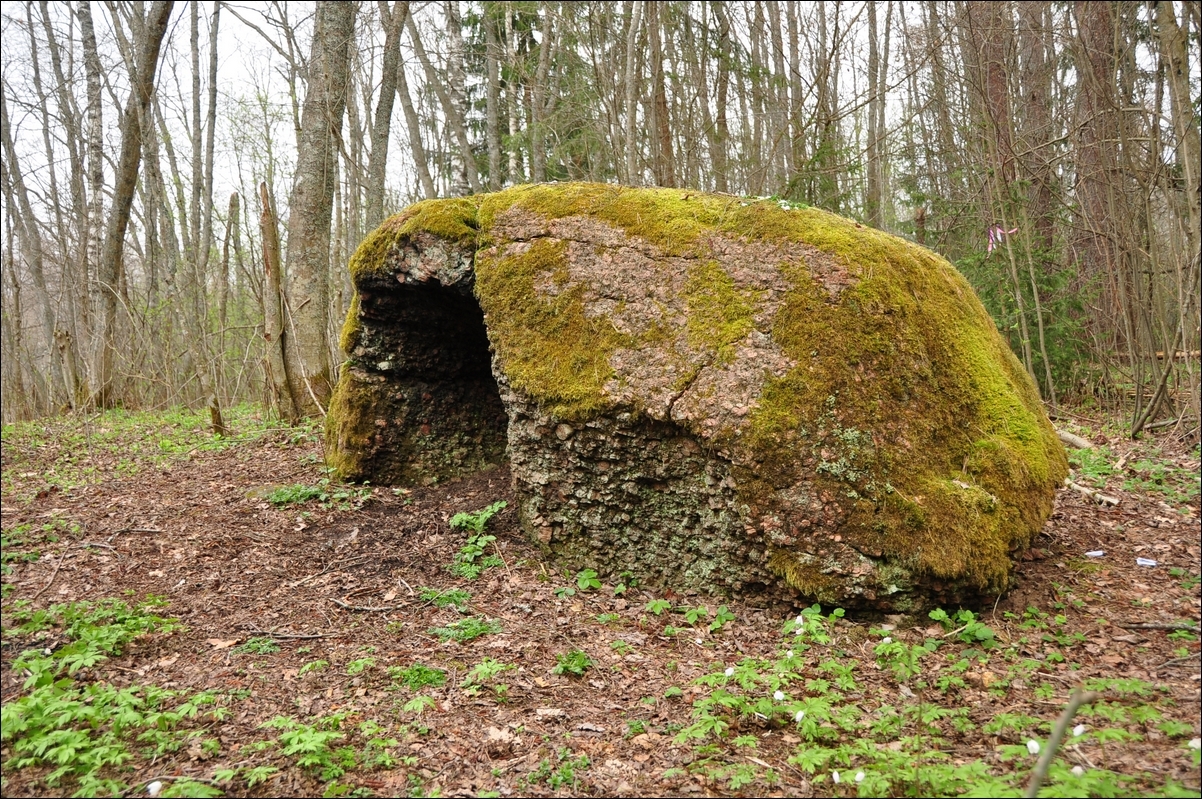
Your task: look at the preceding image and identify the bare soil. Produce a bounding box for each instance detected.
[1,416,1199,797]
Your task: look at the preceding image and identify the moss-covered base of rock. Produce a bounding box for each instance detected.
[499,376,782,595]
[327,183,1068,610]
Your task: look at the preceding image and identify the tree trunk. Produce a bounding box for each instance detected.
[393,3,436,200]
[712,1,730,192]
[531,2,556,183]
[485,2,503,189]
[866,1,881,225]
[405,10,481,194]
[283,0,354,417]
[366,0,406,228]
[0,90,69,406]
[260,182,296,423]
[647,1,674,187]
[624,1,644,184]
[93,0,175,408]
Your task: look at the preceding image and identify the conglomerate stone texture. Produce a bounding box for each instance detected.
[326,183,1067,609]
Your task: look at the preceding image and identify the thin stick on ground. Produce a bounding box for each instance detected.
[1156,652,1201,669]
[1024,689,1102,799]
[1118,622,1199,631]
[330,597,404,612]
[30,551,68,601]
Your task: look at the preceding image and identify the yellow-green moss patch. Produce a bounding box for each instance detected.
[475,238,632,419]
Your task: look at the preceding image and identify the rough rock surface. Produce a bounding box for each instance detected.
[327,183,1067,609]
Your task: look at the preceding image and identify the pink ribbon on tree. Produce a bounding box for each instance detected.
[987,225,1018,253]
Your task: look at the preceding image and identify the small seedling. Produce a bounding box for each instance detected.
[709,605,736,632]
[576,569,602,591]
[646,599,672,615]
[427,616,502,643]
[450,500,507,533]
[237,637,281,655]
[418,587,472,611]
[552,649,594,677]
[299,659,330,676]
[389,663,447,691]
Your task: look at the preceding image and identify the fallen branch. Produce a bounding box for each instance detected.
[1118,622,1199,631]
[288,555,374,588]
[330,597,403,612]
[1056,429,1093,450]
[1024,689,1102,799]
[238,625,339,640]
[1156,652,1201,669]
[1065,480,1120,506]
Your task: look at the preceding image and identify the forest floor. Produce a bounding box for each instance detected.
[1,406,1199,798]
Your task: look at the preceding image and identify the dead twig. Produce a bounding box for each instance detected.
[1024,689,1102,799]
[330,597,403,612]
[1065,480,1120,506]
[30,551,68,601]
[1117,622,1199,631]
[288,555,373,588]
[1156,652,1201,669]
[238,624,339,640]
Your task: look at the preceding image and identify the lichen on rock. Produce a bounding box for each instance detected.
[326,182,1067,609]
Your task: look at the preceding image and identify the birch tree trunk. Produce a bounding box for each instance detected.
[485,2,503,189]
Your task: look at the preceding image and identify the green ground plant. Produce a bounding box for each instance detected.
[427,616,502,643]
[525,748,591,791]
[1,405,316,501]
[236,636,281,655]
[418,587,471,610]
[389,663,447,691]
[266,477,371,511]
[0,597,217,795]
[552,649,594,677]
[461,657,516,698]
[448,501,507,579]
[668,603,1197,798]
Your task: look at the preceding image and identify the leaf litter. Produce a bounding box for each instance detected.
[0,413,1198,797]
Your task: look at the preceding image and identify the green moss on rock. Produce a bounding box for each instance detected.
[329,182,1067,608]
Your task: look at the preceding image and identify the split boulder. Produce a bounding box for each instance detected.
[327,183,1067,609]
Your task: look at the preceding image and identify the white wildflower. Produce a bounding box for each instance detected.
[1026,739,1041,755]
[832,771,841,784]
[774,690,786,701]
[725,667,735,677]
[794,710,806,723]
[1072,724,1086,737]
[1189,738,1201,750]
[147,782,163,798]
[881,636,892,645]
[786,650,794,658]
[1071,766,1085,777]
[855,771,866,783]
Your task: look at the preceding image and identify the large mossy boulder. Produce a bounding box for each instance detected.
[327,183,1067,609]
